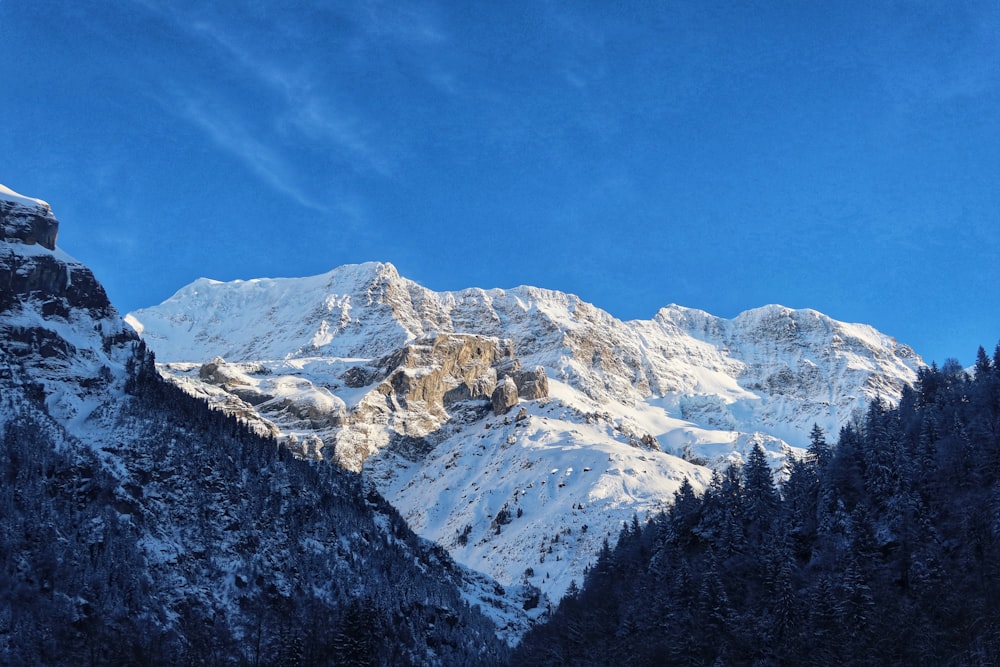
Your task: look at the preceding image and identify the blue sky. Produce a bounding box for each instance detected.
[3,1,999,365]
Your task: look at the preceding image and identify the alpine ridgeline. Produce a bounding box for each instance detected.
[127,260,924,616]
[0,186,509,664]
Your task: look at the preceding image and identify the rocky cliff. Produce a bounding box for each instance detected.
[166,332,550,469]
[1,186,136,430]
[1,185,58,249]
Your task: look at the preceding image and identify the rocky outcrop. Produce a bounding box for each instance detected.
[1,193,114,320]
[374,333,515,412]
[1,195,58,250]
[0,186,136,434]
[346,333,548,454]
[1,251,117,319]
[159,332,550,470]
[513,365,549,400]
[484,364,546,415]
[1,189,128,362]
[198,356,253,386]
[491,376,519,415]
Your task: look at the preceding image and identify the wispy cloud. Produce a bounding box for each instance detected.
[128,0,407,212]
[188,18,393,177]
[167,88,329,214]
[349,1,447,46]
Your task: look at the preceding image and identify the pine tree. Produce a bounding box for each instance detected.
[743,444,778,543]
[669,477,701,551]
[808,423,832,469]
[782,455,819,562]
[976,346,993,378]
[332,598,380,667]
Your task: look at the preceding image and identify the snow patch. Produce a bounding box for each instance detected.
[0,183,50,209]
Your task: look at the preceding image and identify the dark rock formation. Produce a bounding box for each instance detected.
[1,197,58,250]
[1,196,113,320]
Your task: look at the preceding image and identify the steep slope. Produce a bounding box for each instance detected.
[515,359,1000,666]
[127,262,923,610]
[0,186,510,663]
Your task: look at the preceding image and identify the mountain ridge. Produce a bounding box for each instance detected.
[127,260,923,612]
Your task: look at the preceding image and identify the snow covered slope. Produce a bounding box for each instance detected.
[1,189,517,656]
[128,262,924,610]
[128,262,921,438]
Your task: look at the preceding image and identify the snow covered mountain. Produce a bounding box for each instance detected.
[127,261,924,610]
[0,185,134,428]
[0,187,511,662]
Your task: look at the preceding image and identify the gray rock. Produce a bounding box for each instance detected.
[374,333,513,412]
[491,376,519,415]
[1,198,58,250]
[514,365,548,400]
[341,365,380,388]
[198,357,227,382]
[1,202,115,319]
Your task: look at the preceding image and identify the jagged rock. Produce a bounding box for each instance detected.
[199,356,228,382]
[1,195,58,250]
[491,376,519,415]
[1,244,116,318]
[174,332,544,472]
[341,364,379,388]
[4,325,77,360]
[227,385,272,406]
[267,396,342,428]
[514,365,548,400]
[330,334,529,463]
[374,333,512,414]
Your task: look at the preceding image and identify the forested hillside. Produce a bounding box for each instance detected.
[515,347,1000,666]
[0,341,507,665]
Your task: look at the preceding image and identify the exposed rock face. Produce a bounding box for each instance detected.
[374,333,514,411]
[1,251,116,320]
[1,191,121,325]
[337,333,548,467]
[491,376,519,415]
[0,186,136,432]
[162,332,549,470]
[514,365,548,400]
[1,192,112,321]
[1,195,58,250]
[198,356,231,383]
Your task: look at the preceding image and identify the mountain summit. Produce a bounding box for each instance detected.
[127,262,923,610]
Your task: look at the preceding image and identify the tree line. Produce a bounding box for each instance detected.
[515,346,1000,666]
